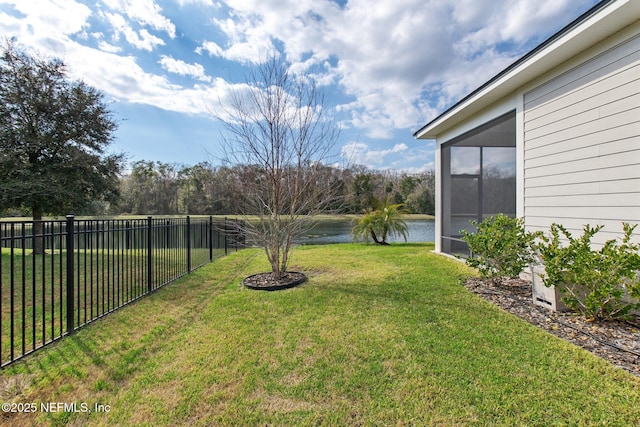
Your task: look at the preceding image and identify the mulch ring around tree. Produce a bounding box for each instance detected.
[465,277,640,378]
[243,271,307,291]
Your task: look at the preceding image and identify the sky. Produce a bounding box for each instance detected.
[0,0,601,173]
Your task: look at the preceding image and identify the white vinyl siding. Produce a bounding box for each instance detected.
[523,33,640,244]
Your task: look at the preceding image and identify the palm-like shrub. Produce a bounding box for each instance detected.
[351,198,408,245]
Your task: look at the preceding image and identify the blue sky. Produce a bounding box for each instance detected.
[0,0,600,172]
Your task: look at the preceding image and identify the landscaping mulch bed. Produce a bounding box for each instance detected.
[465,277,640,377]
[243,271,307,291]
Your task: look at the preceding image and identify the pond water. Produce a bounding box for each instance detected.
[295,219,435,245]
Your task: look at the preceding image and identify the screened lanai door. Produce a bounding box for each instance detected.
[440,111,516,256]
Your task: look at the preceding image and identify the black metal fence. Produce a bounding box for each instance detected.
[0,215,244,367]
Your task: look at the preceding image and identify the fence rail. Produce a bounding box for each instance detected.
[0,215,244,367]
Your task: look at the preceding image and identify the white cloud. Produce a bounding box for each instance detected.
[177,0,217,6]
[0,0,91,53]
[0,1,250,124]
[195,40,223,57]
[98,40,122,53]
[206,15,276,64]
[100,0,176,38]
[341,141,408,166]
[159,55,212,82]
[69,45,241,118]
[102,12,165,51]
[212,0,598,135]
[0,3,229,119]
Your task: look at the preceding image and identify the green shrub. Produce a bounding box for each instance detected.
[460,214,539,282]
[536,223,640,321]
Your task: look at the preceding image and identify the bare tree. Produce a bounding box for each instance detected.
[217,55,341,281]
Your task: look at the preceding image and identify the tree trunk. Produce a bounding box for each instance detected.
[369,228,389,246]
[381,223,388,244]
[32,204,45,255]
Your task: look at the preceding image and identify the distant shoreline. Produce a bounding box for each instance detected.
[1,213,435,222]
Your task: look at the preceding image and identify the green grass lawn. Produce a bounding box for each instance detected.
[1,243,639,426]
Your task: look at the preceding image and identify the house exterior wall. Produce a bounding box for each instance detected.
[522,25,640,244]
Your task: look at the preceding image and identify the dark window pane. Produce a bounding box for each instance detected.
[451,215,477,236]
[451,177,478,216]
[483,147,516,216]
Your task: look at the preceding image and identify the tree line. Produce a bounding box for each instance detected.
[111,161,434,217]
[0,158,434,218]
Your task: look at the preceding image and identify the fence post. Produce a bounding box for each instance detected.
[186,216,191,273]
[66,215,75,335]
[209,216,213,262]
[10,222,15,360]
[147,216,153,293]
[125,220,131,251]
[224,217,228,256]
